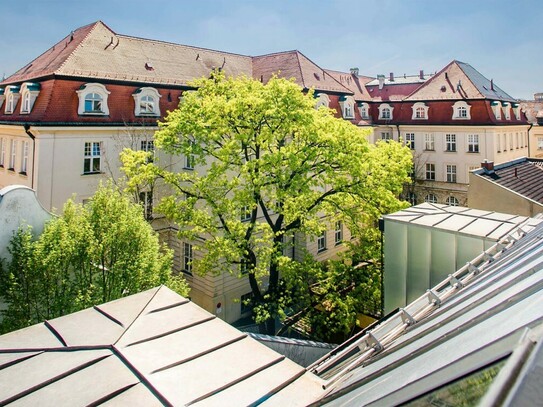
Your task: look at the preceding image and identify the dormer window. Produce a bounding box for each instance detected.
[133,87,161,116]
[315,93,330,109]
[358,102,370,119]
[452,101,471,120]
[491,101,501,120]
[0,88,5,110]
[76,83,110,115]
[512,103,521,120]
[339,95,355,119]
[502,102,511,120]
[19,82,40,114]
[4,86,20,114]
[378,103,393,120]
[411,102,429,120]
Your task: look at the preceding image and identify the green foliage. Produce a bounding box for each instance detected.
[122,71,411,334]
[0,183,189,334]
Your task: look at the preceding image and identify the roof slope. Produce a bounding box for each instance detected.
[474,158,543,204]
[309,208,543,406]
[2,21,253,87]
[323,70,372,101]
[0,286,325,406]
[252,51,353,94]
[406,60,516,102]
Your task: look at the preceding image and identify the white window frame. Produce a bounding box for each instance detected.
[452,101,471,120]
[502,102,511,120]
[512,104,521,120]
[411,102,429,120]
[9,139,16,170]
[334,221,343,245]
[445,134,456,152]
[424,133,435,151]
[467,134,480,153]
[139,191,153,220]
[317,231,327,253]
[425,194,438,204]
[133,87,161,116]
[378,103,393,120]
[445,196,459,206]
[19,83,40,114]
[83,141,102,174]
[339,96,355,119]
[0,138,5,167]
[182,242,193,275]
[358,102,369,119]
[0,88,5,110]
[491,102,501,120]
[497,133,501,152]
[405,133,415,150]
[425,163,436,181]
[240,205,252,222]
[20,140,29,174]
[4,86,20,114]
[446,164,457,183]
[76,83,110,115]
[315,93,330,109]
[381,131,392,141]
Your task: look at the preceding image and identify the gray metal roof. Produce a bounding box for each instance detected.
[0,286,325,406]
[457,61,517,102]
[309,218,543,406]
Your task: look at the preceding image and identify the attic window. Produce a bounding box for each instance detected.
[133,87,161,116]
[76,83,110,115]
[0,88,5,110]
[358,102,370,119]
[19,82,41,114]
[502,102,511,120]
[411,102,429,120]
[315,93,330,109]
[145,62,154,71]
[491,101,501,120]
[452,101,471,120]
[4,86,21,114]
[378,103,394,120]
[339,96,355,119]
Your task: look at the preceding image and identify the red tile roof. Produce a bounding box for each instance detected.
[323,70,372,101]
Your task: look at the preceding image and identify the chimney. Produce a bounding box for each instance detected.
[350,67,359,76]
[419,70,424,80]
[490,79,494,91]
[377,74,385,90]
[389,72,394,82]
[481,159,494,174]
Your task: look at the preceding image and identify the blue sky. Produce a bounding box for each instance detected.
[1,0,541,99]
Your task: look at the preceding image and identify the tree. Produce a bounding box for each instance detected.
[122,71,412,334]
[0,183,189,333]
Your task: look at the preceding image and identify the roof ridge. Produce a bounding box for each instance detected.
[403,60,456,100]
[454,60,486,99]
[294,51,306,89]
[294,51,353,94]
[253,49,300,59]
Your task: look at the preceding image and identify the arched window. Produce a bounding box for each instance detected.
[133,87,162,116]
[19,83,40,114]
[77,83,110,115]
[445,196,459,206]
[425,194,438,203]
[452,101,471,120]
[4,85,20,114]
[379,103,394,120]
[339,95,355,119]
[315,93,330,109]
[358,102,369,119]
[412,102,429,120]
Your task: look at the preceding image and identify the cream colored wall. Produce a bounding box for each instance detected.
[468,173,543,217]
[529,125,543,158]
[0,126,33,191]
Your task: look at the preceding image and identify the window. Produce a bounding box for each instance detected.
[358,102,369,119]
[0,138,5,167]
[491,101,501,120]
[407,192,417,206]
[133,87,161,116]
[20,141,28,174]
[513,104,521,120]
[184,141,195,170]
[315,93,330,109]
[425,163,436,180]
[139,191,153,220]
[516,133,520,149]
[141,140,154,162]
[4,86,20,114]
[9,140,16,170]
[452,101,471,120]
[467,134,479,153]
[0,88,4,110]
[445,134,456,152]
[239,260,249,275]
[424,133,435,151]
[503,133,507,151]
[497,133,501,152]
[334,221,343,245]
[182,242,193,274]
[411,102,429,120]
[378,103,393,120]
[446,164,457,183]
[445,196,459,206]
[339,96,355,119]
[509,133,513,150]
[317,231,327,252]
[425,194,438,203]
[76,83,110,115]
[405,133,415,150]
[381,132,392,141]
[83,142,101,174]
[19,83,40,114]
[240,205,252,222]
[502,102,511,120]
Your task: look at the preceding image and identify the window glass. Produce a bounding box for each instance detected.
[84,93,103,113]
[83,141,101,174]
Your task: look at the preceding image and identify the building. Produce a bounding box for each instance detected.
[0,21,362,323]
[519,93,543,158]
[469,157,543,216]
[4,215,543,405]
[365,61,529,207]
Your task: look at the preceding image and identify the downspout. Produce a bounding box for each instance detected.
[23,124,36,190]
[527,123,533,155]
[396,124,401,141]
